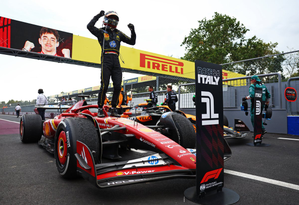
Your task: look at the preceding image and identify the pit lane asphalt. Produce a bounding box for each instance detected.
[1,114,299,205]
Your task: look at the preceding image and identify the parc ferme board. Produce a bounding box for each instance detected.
[195,60,224,195]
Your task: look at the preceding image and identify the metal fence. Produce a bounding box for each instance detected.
[177,73,282,110]
[3,51,299,114]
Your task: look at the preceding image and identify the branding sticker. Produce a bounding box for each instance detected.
[200,168,222,183]
[140,53,184,75]
[116,170,155,176]
[161,112,170,118]
[109,40,116,48]
[160,141,173,144]
[66,131,70,148]
[137,116,152,122]
[148,156,159,165]
[104,33,109,41]
[80,146,88,164]
[140,138,156,147]
[138,128,153,133]
[166,145,180,149]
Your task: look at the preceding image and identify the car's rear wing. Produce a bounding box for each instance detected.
[35,105,72,114]
[35,105,72,109]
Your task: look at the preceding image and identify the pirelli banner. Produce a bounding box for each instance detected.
[0,16,244,80]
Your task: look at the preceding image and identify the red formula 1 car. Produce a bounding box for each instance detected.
[20,98,231,188]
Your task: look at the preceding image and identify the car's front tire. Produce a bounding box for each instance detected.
[54,118,100,178]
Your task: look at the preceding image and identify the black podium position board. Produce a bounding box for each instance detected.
[253,87,263,145]
[247,86,269,147]
[184,60,239,205]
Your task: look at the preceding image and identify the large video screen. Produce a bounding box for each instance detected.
[0,16,72,58]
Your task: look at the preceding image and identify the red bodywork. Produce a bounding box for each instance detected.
[42,100,197,187]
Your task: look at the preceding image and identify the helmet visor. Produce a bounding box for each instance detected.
[103,17,118,28]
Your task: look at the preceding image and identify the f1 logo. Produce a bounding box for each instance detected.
[201,91,219,125]
[200,168,222,183]
[200,168,222,184]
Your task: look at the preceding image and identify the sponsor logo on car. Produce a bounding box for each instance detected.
[161,112,171,118]
[138,128,153,133]
[148,156,159,165]
[140,138,156,147]
[106,179,146,186]
[80,146,88,164]
[166,145,180,149]
[177,153,193,158]
[160,141,173,144]
[136,116,152,122]
[66,131,70,148]
[116,170,155,176]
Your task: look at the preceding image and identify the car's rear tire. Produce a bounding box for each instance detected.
[20,114,43,143]
[54,118,100,179]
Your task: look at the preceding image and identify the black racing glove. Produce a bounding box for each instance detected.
[128,23,135,31]
[95,10,105,19]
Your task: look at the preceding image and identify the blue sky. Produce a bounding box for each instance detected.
[1,0,298,102]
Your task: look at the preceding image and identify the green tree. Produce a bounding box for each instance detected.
[284,50,299,77]
[181,12,282,75]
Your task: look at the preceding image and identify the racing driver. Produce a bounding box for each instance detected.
[87,10,136,117]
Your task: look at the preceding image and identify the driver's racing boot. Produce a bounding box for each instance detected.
[110,107,120,117]
[97,108,105,117]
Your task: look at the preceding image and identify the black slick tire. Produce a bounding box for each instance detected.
[20,114,43,143]
[54,118,100,179]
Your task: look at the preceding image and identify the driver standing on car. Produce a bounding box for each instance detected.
[87,10,136,117]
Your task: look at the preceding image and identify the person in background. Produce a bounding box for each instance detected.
[61,97,66,105]
[244,75,271,134]
[117,87,132,107]
[36,89,48,121]
[164,84,178,111]
[104,95,110,105]
[148,85,157,107]
[15,104,21,118]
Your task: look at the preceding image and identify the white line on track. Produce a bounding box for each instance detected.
[278,137,299,141]
[225,169,299,191]
[0,118,20,124]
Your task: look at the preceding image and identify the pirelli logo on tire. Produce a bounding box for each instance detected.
[140,53,184,75]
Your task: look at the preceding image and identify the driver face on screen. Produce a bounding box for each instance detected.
[38,32,59,55]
